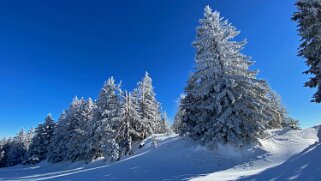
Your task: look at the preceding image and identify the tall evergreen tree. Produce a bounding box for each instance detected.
[136,72,163,137]
[173,113,183,134]
[48,97,84,162]
[173,95,185,134]
[26,114,56,164]
[293,0,321,103]
[65,98,94,161]
[0,138,8,167]
[157,111,169,134]
[85,77,122,161]
[179,6,271,147]
[114,91,141,157]
[265,89,287,129]
[25,127,35,151]
[48,97,94,162]
[48,111,67,163]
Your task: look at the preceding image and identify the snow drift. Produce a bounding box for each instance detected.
[0,126,320,181]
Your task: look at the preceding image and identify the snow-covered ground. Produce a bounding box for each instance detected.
[0,126,320,181]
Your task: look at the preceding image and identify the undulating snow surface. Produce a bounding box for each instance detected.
[0,126,320,181]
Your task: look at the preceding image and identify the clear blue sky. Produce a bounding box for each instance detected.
[0,0,320,138]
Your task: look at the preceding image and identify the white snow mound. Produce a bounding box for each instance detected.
[0,126,320,181]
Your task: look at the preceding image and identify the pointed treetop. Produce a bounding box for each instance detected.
[45,113,54,121]
[86,97,94,109]
[16,128,26,139]
[100,76,122,99]
[73,95,79,102]
[46,113,53,119]
[28,126,35,132]
[143,72,153,82]
[203,5,220,19]
[87,97,93,103]
[44,113,55,125]
[72,95,86,104]
[71,96,82,109]
[204,5,212,14]
[142,71,152,84]
[107,76,115,85]
[59,110,67,120]
[20,128,25,133]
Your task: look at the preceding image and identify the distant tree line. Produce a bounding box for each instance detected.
[0,73,169,167]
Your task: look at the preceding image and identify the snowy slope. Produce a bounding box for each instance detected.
[193,126,320,181]
[0,126,320,181]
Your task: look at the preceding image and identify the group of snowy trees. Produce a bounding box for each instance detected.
[173,6,299,148]
[0,128,35,167]
[0,73,168,167]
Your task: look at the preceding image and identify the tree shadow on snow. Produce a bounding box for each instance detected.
[237,127,321,181]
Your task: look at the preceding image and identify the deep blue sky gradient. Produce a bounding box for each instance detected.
[0,0,320,138]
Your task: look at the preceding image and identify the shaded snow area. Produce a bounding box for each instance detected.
[0,126,320,181]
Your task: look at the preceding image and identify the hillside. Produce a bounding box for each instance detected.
[0,126,320,181]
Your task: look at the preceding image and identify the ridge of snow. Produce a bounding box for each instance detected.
[0,126,320,181]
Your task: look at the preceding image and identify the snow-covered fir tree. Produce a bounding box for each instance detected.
[157,111,169,134]
[85,77,122,161]
[265,89,300,130]
[48,97,93,162]
[48,97,92,162]
[114,91,141,157]
[265,89,287,129]
[179,6,272,147]
[65,98,94,161]
[172,94,186,134]
[47,111,67,163]
[24,128,35,151]
[0,138,7,167]
[1,129,28,166]
[136,72,164,137]
[26,114,56,164]
[293,0,321,103]
[0,151,4,167]
[173,113,183,134]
